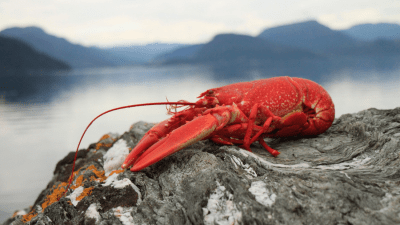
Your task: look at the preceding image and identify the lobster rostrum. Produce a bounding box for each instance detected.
[121,76,335,171]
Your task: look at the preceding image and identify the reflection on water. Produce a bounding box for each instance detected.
[324,69,400,116]
[0,65,399,218]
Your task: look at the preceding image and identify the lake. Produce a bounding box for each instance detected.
[1,64,399,221]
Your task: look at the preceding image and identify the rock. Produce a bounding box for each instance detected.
[3,109,400,225]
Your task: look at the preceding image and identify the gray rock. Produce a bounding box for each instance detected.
[3,108,400,225]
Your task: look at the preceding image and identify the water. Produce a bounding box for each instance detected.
[0,65,399,221]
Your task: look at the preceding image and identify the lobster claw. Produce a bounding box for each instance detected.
[121,129,161,170]
[128,103,282,171]
[130,114,220,171]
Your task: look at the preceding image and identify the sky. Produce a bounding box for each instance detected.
[1,0,400,47]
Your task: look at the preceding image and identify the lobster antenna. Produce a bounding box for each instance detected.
[60,101,196,199]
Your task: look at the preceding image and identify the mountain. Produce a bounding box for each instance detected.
[159,34,319,65]
[198,34,319,61]
[104,43,186,64]
[341,23,400,41]
[154,21,400,78]
[0,36,70,71]
[342,39,400,56]
[154,44,204,63]
[0,26,120,68]
[257,20,361,55]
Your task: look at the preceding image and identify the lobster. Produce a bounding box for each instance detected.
[122,76,335,171]
[63,76,334,196]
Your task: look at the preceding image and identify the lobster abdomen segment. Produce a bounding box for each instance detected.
[291,77,335,135]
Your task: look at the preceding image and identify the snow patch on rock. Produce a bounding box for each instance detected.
[103,139,130,176]
[230,155,257,178]
[315,156,371,170]
[113,206,135,225]
[14,209,27,216]
[203,181,242,225]
[249,181,276,207]
[102,173,119,186]
[102,172,142,204]
[67,186,84,206]
[85,203,101,223]
[230,147,311,169]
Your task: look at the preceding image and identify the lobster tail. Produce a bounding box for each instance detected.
[293,78,335,136]
[313,89,335,133]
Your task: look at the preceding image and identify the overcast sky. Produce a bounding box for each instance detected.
[1,0,399,47]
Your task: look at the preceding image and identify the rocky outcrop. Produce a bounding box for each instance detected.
[3,107,400,225]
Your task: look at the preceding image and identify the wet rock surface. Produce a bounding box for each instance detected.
[3,107,400,225]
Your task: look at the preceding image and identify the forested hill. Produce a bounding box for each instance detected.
[1,26,117,68]
[0,36,70,71]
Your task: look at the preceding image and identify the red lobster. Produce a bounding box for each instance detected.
[63,76,334,196]
[121,76,335,171]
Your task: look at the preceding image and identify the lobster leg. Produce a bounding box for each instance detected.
[206,104,281,156]
[210,117,280,157]
[259,137,280,156]
[241,104,259,151]
[249,117,273,144]
[210,135,235,145]
[217,119,281,156]
[241,104,280,153]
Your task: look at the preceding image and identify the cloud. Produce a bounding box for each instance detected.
[1,0,400,45]
[319,8,382,29]
[84,19,229,46]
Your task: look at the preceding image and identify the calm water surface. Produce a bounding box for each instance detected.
[0,65,399,220]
